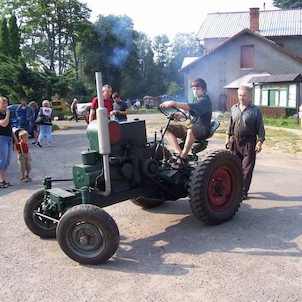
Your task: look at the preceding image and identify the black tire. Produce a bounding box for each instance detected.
[24,188,58,238]
[188,150,243,225]
[56,204,120,265]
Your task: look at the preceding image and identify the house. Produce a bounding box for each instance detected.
[248,73,302,117]
[180,8,302,116]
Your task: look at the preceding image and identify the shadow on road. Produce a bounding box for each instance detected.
[88,199,302,274]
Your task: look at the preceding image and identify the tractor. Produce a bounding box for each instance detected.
[23,73,243,265]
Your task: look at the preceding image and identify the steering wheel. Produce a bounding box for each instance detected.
[157,106,188,122]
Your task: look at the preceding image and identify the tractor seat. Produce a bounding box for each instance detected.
[207,119,221,139]
[191,119,221,155]
[178,119,221,159]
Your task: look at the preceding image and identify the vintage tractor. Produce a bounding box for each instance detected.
[23,73,243,265]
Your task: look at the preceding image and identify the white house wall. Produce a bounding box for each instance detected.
[182,33,302,110]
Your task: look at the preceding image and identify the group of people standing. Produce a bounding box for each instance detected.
[15,98,53,148]
[88,84,130,123]
[0,97,53,188]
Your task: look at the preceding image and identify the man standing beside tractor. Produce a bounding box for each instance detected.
[225,85,265,200]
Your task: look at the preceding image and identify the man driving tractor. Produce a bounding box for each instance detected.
[159,78,212,169]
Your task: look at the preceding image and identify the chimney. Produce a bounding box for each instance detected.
[249,7,260,32]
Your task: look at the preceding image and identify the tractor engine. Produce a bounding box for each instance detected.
[72,119,158,194]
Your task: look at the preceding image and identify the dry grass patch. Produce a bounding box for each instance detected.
[213,121,302,157]
[264,128,302,156]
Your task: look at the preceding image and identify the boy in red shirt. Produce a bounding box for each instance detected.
[16,130,32,182]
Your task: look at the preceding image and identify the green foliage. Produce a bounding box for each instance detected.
[273,0,302,8]
[0,17,10,56]
[263,116,301,129]
[167,81,182,96]
[0,54,26,100]
[91,14,136,90]
[0,0,204,103]
[8,14,21,59]
[2,0,91,74]
[168,33,203,88]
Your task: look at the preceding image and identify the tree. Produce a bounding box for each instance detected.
[167,33,203,94]
[0,17,10,56]
[8,14,21,60]
[273,0,302,8]
[152,35,171,95]
[0,1,205,102]
[89,14,140,94]
[134,32,156,95]
[0,54,26,100]
[1,0,91,74]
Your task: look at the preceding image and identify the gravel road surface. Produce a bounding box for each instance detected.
[0,115,301,302]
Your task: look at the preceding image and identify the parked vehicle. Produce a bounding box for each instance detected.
[7,104,19,128]
[8,104,33,137]
[76,102,91,122]
[51,99,69,120]
[51,99,69,111]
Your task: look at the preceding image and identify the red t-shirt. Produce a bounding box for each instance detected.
[16,142,29,154]
[91,97,113,120]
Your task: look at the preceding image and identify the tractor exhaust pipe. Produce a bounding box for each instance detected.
[95,72,111,196]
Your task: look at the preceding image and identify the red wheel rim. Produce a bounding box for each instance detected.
[207,165,235,211]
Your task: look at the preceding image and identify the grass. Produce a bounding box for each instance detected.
[264,128,302,155]
[130,108,158,114]
[213,118,302,156]
[263,116,301,129]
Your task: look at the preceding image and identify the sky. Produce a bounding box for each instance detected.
[79,0,276,39]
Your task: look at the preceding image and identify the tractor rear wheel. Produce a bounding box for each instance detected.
[56,204,119,265]
[188,150,243,225]
[24,188,58,238]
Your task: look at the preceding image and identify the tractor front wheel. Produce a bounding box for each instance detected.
[56,204,119,265]
[188,150,243,225]
[24,189,58,238]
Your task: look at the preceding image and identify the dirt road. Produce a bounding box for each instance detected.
[0,116,301,302]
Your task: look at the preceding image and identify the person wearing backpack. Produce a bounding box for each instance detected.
[35,100,53,147]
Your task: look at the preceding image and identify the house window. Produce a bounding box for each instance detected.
[241,45,254,68]
[269,90,279,106]
[261,90,268,106]
[288,84,296,108]
[255,84,297,109]
[254,85,261,105]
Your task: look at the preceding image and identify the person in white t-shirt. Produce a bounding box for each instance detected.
[36,100,53,147]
